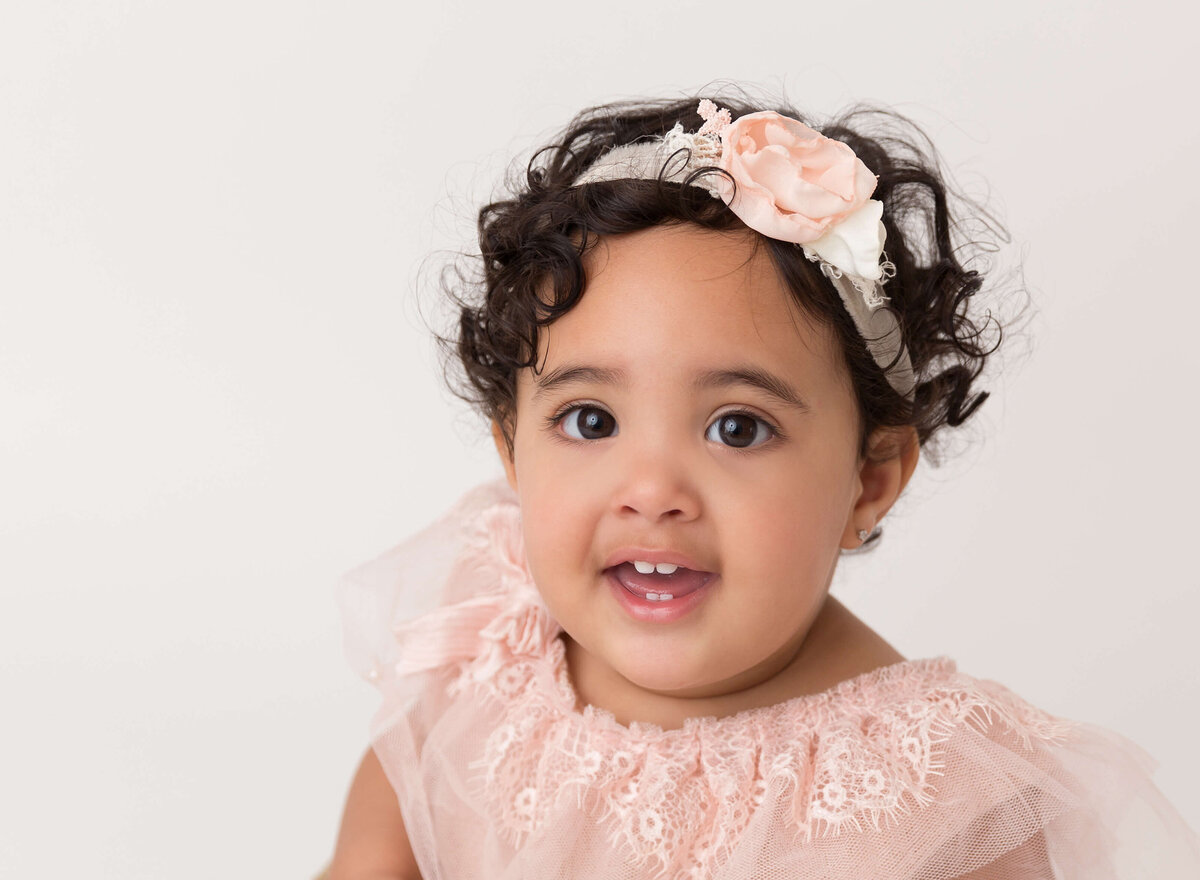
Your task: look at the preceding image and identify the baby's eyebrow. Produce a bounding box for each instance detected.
[532,364,627,400]
[693,367,810,412]
[532,363,808,411]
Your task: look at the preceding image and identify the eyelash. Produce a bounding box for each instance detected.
[545,403,785,449]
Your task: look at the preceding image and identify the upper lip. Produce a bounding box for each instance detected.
[602,547,712,573]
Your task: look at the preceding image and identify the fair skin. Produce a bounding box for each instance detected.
[330,224,919,878]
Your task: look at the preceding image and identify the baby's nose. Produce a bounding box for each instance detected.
[611,447,702,523]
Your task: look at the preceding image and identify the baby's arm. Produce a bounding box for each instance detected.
[328,748,423,880]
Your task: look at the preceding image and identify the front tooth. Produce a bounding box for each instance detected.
[645,592,660,601]
[633,560,655,574]
[655,563,678,575]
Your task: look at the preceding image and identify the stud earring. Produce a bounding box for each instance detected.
[846,525,882,554]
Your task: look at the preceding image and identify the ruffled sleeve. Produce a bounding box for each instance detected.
[337,480,519,692]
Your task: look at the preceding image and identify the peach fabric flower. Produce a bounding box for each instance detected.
[717,111,876,243]
[709,110,886,280]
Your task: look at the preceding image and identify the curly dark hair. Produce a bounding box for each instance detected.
[442,95,1005,461]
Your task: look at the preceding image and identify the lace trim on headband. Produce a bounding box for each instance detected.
[661,99,728,168]
[809,250,897,310]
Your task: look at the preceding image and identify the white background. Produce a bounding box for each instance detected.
[2,1,1198,876]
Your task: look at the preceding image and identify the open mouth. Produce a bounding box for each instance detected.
[609,560,714,602]
[602,558,718,622]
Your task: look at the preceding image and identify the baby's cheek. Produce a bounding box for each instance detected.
[736,497,845,595]
[519,506,591,613]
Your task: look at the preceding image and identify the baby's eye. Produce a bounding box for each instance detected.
[558,405,618,440]
[706,412,773,449]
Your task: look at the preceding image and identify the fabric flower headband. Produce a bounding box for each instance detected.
[571,100,915,399]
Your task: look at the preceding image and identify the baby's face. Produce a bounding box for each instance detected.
[497,224,870,705]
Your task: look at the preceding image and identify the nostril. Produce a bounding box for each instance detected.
[615,478,700,522]
[620,504,686,519]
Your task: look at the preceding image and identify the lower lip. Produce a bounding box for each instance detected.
[605,569,717,623]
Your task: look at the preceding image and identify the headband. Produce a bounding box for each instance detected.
[571,100,915,399]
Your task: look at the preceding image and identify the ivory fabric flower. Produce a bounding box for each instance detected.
[806,198,887,281]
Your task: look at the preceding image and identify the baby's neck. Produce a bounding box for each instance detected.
[563,597,905,730]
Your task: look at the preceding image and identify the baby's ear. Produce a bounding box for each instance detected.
[491,421,518,491]
[840,427,919,549]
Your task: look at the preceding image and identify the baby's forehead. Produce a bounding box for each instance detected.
[525,226,849,395]
[581,226,763,283]
[566,227,835,338]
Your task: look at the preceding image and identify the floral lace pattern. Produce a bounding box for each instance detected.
[389,500,1075,879]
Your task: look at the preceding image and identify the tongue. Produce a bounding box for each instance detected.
[612,562,712,598]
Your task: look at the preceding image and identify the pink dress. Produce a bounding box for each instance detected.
[339,483,1200,879]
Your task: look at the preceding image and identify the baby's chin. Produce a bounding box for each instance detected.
[625,650,755,692]
[598,629,821,726]
[621,668,730,701]
[608,651,796,723]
